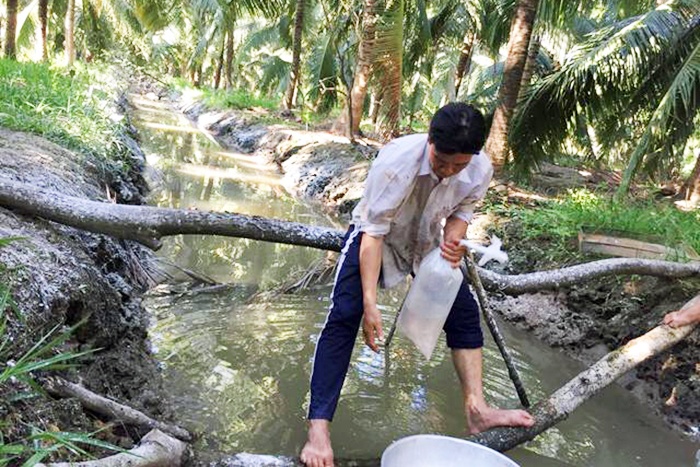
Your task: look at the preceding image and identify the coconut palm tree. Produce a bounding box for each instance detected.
[485,0,539,169]
[39,0,48,60]
[510,0,700,198]
[283,0,306,109]
[64,0,75,65]
[4,0,18,59]
[345,0,377,136]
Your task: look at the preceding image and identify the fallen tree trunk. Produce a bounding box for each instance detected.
[0,176,345,252]
[42,377,193,442]
[478,258,700,295]
[37,429,186,467]
[466,320,699,451]
[2,177,698,296]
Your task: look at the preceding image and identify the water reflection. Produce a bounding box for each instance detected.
[133,95,698,466]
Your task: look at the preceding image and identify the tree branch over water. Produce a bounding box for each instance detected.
[0,176,345,252]
[2,176,698,293]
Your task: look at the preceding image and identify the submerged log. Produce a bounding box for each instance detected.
[37,429,186,467]
[467,320,699,451]
[42,377,193,442]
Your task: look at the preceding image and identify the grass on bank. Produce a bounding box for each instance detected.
[0,59,130,170]
[485,188,700,266]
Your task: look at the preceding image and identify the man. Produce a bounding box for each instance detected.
[300,103,534,467]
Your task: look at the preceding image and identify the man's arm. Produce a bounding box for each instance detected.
[663,293,700,328]
[441,217,469,268]
[359,234,384,352]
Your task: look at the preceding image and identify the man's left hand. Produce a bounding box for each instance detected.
[440,239,466,268]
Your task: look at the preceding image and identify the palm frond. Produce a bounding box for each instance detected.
[102,0,145,35]
[16,0,38,52]
[259,54,290,95]
[307,30,338,111]
[225,0,285,18]
[480,0,515,56]
[618,18,700,195]
[510,0,700,172]
[236,22,281,59]
[132,0,172,30]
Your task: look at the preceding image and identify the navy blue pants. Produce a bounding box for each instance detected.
[307,227,483,421]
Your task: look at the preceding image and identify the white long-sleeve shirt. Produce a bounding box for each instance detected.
[351,133,493,288]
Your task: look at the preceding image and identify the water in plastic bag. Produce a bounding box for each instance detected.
[397,247,463,359]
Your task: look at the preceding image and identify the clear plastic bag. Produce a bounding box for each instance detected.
[396,247,463,359]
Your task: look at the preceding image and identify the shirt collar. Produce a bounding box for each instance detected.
[419,142,444,183]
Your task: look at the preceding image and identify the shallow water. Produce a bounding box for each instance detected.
[131,95,698,466]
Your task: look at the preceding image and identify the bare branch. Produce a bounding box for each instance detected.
[42,377,193,442]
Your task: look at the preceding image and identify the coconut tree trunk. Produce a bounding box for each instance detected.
[517,34,540,102]
[39,429,187,467]
[4,0,18,59]
[683,151,700,203]
[370,90,383,125]
[348,0,378,135]
[485,0,539,170]
[454,29,475,98]
[374,0,404,139]
[39,0,49,61]
[214,36,225,89]
[468,319,698,451]
[284,0,306,110]
[224,30,235,89]
[65,0,76,66]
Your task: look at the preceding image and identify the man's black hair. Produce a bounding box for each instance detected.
[428,102,486,155]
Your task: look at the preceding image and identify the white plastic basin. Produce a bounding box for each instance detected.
[381,434,520,467]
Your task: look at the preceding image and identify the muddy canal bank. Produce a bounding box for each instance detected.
[0,124,179,461]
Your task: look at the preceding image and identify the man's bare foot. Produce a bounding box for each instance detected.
[300,419,334,467]
[465,401,535,435]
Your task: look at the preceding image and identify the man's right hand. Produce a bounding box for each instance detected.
[362,304,384,352]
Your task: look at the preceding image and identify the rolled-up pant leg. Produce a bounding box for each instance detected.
[443,280,483,349]
[308,227,364,421]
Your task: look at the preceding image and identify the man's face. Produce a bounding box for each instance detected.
[428,143,474,179]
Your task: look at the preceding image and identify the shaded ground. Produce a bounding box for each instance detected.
[183,102,700,443]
